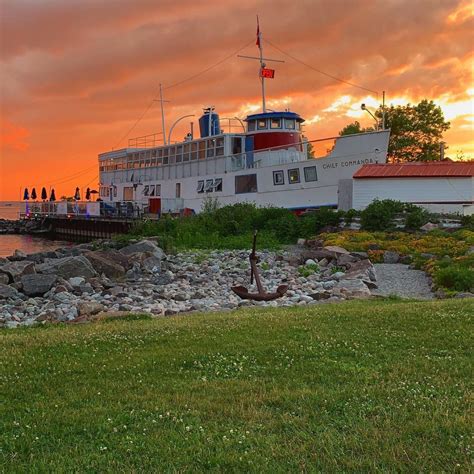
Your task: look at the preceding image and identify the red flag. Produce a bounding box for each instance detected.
[256,16,260,47]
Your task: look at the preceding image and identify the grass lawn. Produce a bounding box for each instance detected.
[1,299,472,472]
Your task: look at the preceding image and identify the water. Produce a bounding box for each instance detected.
[0,202,70,258]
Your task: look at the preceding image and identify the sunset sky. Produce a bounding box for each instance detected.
[0,0,472,200]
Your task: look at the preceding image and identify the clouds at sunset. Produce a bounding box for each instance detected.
[0,0,472,199]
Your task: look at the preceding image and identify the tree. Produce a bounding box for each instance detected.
[377,100,450,162]
[339,100,450,162]
[339,121,374,136]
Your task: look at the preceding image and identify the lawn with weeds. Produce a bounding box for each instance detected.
[1,299,472,472]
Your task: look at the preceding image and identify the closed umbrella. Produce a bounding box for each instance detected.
[23,188,29,200]
[49,189,56,201]
[85,187,91,201]
[31,188,37,200]
[74,187,81,200]
[41,187,47,201]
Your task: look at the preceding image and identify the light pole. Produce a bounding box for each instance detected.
[361,103,379,130]
[168,115,195,144]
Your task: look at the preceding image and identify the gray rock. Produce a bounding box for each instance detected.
[10,249,28,261]
[77,302,105,316]
[343,259,376,282]
[0,260,35,283]
[383,251,400,264]
[37,256,97,279]
[0,273,9,285]
[120,240,164,259]
[142,255,162,273]
[69,277,85,287]
[454,292,474,298]
[84,251,126,279]
[0,283,21,299]
[305,259,317,266]
[21,274,57,296]
[335,279,372,299]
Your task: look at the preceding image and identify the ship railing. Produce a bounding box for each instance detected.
[128,132,163,148]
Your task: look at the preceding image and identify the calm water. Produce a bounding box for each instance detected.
[0,202,71,257]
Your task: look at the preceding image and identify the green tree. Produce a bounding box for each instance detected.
[376,100,450,162]
[339,121,374,136]
[339,100,450,162]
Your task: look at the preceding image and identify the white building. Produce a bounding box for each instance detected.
[352,162,474,215]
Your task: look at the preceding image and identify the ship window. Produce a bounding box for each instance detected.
[257,119,267,130]
[149,185,155,197]
[271,118,281,129]
[197,180,204,193]
[273,170,285,185]
[285,119,295,129]
[296,121,301,130]
[191,142,198,160]
[143,185,149,196]
[304,166,318,182]
[248,121,256,132]
[113,187,117,197]
[176,183,181,198]
[156,185,161,196]
[232,137,242,155]
[216,137,224,156]
[288,168,300,184]
[214,178,223,192]
[198,141,206,159]
[235,174,257,194]
[205,179,214,192]
[176,145,183,163]
[207,139,215,158]
[183,143,190,162]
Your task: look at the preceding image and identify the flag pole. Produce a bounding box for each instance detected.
[256,16,266,113]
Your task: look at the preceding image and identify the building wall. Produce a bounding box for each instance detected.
[352,177,474,213]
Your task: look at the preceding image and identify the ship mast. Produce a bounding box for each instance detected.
[238,17,284,113]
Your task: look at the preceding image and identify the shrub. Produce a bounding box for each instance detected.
[299,208,343,236]
[360,199,405,231]
[404,206,430,230]
[434,266,474,292]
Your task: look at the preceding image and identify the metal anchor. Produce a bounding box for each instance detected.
[231,231,288,301]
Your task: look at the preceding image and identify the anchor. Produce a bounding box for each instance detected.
[231,230,288,301]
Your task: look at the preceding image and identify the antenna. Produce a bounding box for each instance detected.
[154,83,170,145]
[238,17,284,113]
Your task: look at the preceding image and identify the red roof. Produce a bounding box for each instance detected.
[354,162,474,179]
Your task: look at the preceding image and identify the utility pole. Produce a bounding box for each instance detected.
[382,90,386,130]
[155,83,170,146]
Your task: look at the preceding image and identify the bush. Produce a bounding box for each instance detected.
[360,199,405,231]
[299,208,343,236]
[434,266,474,292]
[404,204,430,230]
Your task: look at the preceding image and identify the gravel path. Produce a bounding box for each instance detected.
[372,263,434,299]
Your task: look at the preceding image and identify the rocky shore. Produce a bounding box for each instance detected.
[0,238,379,328]
[0,219,45,235]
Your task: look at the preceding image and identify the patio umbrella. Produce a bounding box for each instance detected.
[31,188,37,200]
[85,187,91,201]
[23,188,29,200]
[41,187,47,201]
[74,187,81,200]
[49,189,56,201]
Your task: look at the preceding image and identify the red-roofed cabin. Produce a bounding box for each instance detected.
[351,162,474,215]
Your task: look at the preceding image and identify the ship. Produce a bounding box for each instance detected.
[98,23,390,216]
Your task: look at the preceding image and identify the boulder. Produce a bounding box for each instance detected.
[0,283,21,299]
[0,260,35,283]
[342,259,376,282]
[420,222,439,232]
[0,273,9,285]
[37,256,97,279]
[383,251,400,264]
[324,245,350,256]
[84,251,126,279]
[21,274,57,296]
[334,279,372,299]
[77,302,105,316]
[9,249,28,261]
[336,253,359,266]
[142,255,162,273]
[120,240,164,259]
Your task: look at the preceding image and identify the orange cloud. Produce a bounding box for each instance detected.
[0,0,473,200]
[0,120,29,151]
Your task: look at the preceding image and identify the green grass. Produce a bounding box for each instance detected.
[1,299,472,472]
